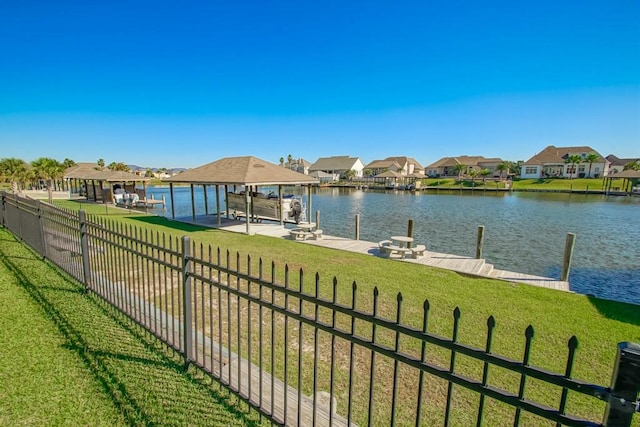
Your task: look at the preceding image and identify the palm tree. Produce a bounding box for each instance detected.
[279,157,285,167]
[62,158,76,169]
[454,163,466,179]
[287,154,294,170]
[0,158,30,193]
[510,160,522,177]
[623,161,640,171]
[97,158,105,170]
[565,154,582,179]
[108,162,130,172]
[496,162,508,179]
[344,169,356,181]
[480,168,490,182]
[31,157,64,203]
[584,153,599,178]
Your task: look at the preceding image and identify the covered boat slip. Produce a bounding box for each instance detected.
[225,191,305,223]
[163,156,319,234]
[63,163,153,205]
[603,169,640,194]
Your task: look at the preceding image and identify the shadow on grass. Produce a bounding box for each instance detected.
[542,264,640,326]
[428,180,453,187]
[0,245,261,426]
[587,296,640,327]
[531,179,551,185]
[126,215,211,232]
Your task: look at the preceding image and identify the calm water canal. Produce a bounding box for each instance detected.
[147,186,640,306]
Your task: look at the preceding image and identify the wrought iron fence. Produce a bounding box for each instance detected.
[1,191,638,426]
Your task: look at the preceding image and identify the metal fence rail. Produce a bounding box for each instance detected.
[1,191,638,426]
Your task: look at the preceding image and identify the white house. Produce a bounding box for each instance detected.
[520,146,609,179]
[606,155,639,175]
[425,156,503,177]
[308,156,365,179]
[364,156,425,177]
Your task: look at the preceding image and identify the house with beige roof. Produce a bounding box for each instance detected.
[309,156,365,180]
[364,156,425,178]
[284,158,313,175]
[425,156,503,177]
[606,154,640,175]
[520,146,609,179]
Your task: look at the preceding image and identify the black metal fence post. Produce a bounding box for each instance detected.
[1,191,5,227]
[78,210,91,291]
[181,235,193,366]
[37,200,47,259]
[604,342,640,426]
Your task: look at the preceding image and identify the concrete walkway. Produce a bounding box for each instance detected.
[174,214,571,292]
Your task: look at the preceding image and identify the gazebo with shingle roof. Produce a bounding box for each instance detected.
[163,156,319,234]
[603,169,640,195]
[64,163,151,202]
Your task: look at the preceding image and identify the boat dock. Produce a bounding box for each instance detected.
[174,215,570,292]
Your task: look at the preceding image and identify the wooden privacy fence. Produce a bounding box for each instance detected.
[1,191,639,426]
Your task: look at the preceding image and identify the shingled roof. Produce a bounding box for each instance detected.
[163,156,318,186]
[427,156,502,169]
[608,169,640,179]
[64,163,150,182]
[606,154,639,167]
[309,156,360,172]
[524,146,606,165]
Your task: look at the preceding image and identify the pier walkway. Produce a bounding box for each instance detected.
[174,215,570,292]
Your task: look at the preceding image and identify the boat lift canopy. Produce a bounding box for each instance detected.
[163,156,319,234]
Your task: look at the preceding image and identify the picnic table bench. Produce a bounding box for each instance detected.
[290,229,311,240]
[378,240,426,259]
[290,226,323,241]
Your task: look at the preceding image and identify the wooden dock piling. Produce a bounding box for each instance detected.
[407,219,414,248]
[561,232,576,281]
[476,225,485,259]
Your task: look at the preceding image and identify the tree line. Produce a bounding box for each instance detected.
[0,157,139,203]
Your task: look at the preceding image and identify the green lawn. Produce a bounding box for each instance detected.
[48,199,640,425]
[420,177,620,191]
[0,227,262,426]
[510,178,609,191]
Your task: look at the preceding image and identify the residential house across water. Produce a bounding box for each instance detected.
[308,155,365,180]
[606,154,639,175]
[364,156,425,177]
[425,156,503,178]
[520,146,609,179]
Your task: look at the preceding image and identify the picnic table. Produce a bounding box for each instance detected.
[289,223,323,240]
[391,235,414,248]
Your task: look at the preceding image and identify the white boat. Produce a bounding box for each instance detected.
[226,192,306,223]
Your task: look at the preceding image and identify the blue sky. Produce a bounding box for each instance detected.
[1,0,638,168]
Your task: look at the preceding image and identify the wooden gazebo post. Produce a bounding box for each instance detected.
[203,184,209,215]
[216,185,221,227]
[244,190,250,234]
[224,185,229,219]
[278,184,284,226]
[190,183,196,221]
